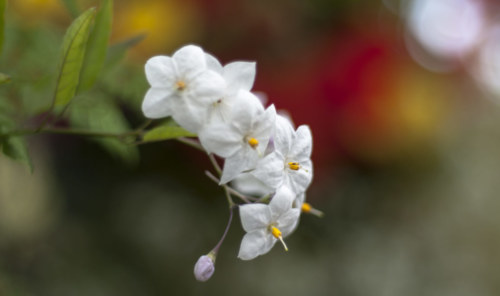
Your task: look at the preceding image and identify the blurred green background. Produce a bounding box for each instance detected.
[2,0,500,295]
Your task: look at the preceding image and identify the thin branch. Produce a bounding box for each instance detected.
[134,119,153,132]
[205,170,235,206]
[205,170,254,204]
[225,185,258,202]
[175,137,204,152]
[211,205,237,256]
[208,153,222,175]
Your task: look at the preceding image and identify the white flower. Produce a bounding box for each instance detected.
[199,90,276,184]
[232,172,273,197]
[142,45,226,132]
[251,115,313,194]
[238,186,300,260]
[204,54,257,125]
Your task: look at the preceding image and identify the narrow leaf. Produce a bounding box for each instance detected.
[0,72,10,85]
[0,0,6,55]
[1,136,33,172]
[69,94,139,165]
[60,0,80,18]
[53,8,96,107]
[143,125,196,142]
[105,34,146,70]
[78,0,113,93]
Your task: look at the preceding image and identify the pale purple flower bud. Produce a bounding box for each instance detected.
[194,255,215,282]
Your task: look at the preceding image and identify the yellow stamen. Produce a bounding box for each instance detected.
[301,203,325,218]
[175,80,186,91]
[270,226,288,251]
[301,202,311,213]
[248,137,259,149]
[288,162,300,170]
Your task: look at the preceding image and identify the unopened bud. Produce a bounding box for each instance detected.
[194,254,215,282]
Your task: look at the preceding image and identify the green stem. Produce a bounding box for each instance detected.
[208,153,222,175]
[204,170,254,204]
[10,127,126,137]
[175,137,204,152]
[6,127,142,146]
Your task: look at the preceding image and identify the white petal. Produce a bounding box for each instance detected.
[273,114,295,155]
[230,90,264,134]
[220,154,249,184]
[198,123,242,157]
[172,45,206,79]
[205,53,223,74]
[250,152,285,190]
[240,144,260,169]
[141,87,175,118]
[223,61,256,93]
[232,173,274,196]
[252,104,276,152]
[191,70,226,99]
[145,56,176,87]
[206,93,237,125]
[239,203,271,232]
[269,186,294,220]
[252,91,268,106]
[170,98,209,133]
[238,230,275,260]
[286,163,313,195]
[278,208,301,237]
[293,193,306,208]
[289,125,312,160]
[262,233,277,256]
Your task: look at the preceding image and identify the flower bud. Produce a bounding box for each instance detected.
[194,254,215,282]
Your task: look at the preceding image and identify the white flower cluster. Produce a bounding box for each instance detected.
[142,45,315,261]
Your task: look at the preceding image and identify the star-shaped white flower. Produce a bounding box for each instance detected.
[142,45,226,133]
[251,115,313,194]
[199,90,276,184]
[204,54,257,125]
[238,186,300,260]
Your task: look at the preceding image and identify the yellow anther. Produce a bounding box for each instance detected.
[288,162,300,170]
[175,80,186,91]
[248,137,259,149]
[301,203,325,218]
[270,226,282,239]
[301,202,312,213]
[270,226,288,251]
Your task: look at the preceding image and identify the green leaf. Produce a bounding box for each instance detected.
[0,72,10,85]
[143,125,196,143]
[60,0,81,18]
[104,34,146,70]
[0,0,6,55]
[1,136,33,172]
[0,113,13,134]
[69,94,139,165]
[53,7,96,107]
[78,0,113,93]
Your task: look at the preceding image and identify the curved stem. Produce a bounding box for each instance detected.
[211,205,236,256]
[205,170,254,204]
[175,137,204,152]
[8,127,136,138]
[208,153,222,175]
